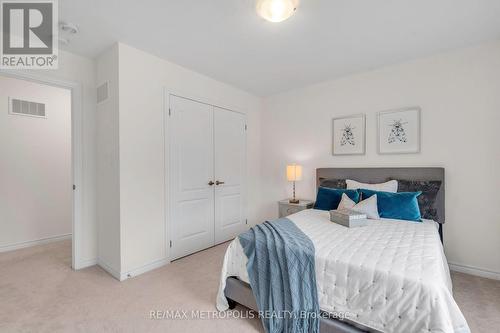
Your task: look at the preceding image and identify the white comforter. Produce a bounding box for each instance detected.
[216,209,470,333]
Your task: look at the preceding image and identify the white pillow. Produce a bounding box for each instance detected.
[346,179,398,193]
[337,193,380,219]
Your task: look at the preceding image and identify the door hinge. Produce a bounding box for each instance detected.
[244,124,247,131]
[168,108,171,116]
[246,219,248,225]
[169,240,172,248]
[73,184,76,190]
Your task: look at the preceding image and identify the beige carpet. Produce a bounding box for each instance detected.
[1,240,499,333]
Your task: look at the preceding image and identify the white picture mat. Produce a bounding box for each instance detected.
[378,107,421,154]
[332,114,366,155]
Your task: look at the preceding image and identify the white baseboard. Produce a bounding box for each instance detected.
[98,257,170,282]
[449,262,500,280]
[97,259,122,281]
[73,257,97,270]
[0,234,71,253]
[120,257,170,281]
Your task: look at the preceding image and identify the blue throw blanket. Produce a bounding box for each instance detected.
[238,218,320,333]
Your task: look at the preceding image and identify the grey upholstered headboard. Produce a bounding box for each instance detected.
[316,167,445,240]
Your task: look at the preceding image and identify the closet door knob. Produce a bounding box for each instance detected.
[208,181,215,186]
[215,180,225,185]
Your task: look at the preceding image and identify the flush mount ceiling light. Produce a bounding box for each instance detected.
[256,0,299,23]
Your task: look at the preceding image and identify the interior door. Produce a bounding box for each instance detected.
[170,95,215,259]
[214,107,247,244]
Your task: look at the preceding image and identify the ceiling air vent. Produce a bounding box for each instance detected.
[97,81,109,104]
[9,98,46,118]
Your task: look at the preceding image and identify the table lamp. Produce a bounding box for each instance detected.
[286,164,302,204]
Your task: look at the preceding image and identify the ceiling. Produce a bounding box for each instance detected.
[60,0,500,96]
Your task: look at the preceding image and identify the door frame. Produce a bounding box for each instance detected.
[0,69,84,270]
[164,89,247,261]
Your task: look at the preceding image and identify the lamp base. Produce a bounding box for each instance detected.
[289,198,300,204]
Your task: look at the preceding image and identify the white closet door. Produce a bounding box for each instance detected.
[170,96,215,259]
[214,107,247,244]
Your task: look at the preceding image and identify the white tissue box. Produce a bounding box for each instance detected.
[330,210,368,228]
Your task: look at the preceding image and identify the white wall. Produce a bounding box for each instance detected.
[96,45,121,276]
[118,43,262,275]
[0,51,98,268]
[0,76,71,250]
[95,43,263,278]
[261,41,500,276]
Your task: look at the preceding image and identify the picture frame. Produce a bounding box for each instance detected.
[332,114,366,155]
[377,107,421,154]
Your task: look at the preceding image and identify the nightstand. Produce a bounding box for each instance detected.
[278,199,314,218]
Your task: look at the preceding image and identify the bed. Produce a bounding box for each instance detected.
[216,168,470,333]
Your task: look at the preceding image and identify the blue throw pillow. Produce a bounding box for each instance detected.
[314,187,360,211]
[359,189,422,222]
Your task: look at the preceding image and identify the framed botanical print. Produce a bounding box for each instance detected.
[378,107,421,154]
[332,114,366,155]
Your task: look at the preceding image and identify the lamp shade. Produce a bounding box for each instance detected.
[286,164,302,181]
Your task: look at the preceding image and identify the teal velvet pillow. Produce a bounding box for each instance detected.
[314,187,360,211]
[359,189,422,222]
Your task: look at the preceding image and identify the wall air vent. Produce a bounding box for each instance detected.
[9,98,46,118]
[97,81,109,104]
